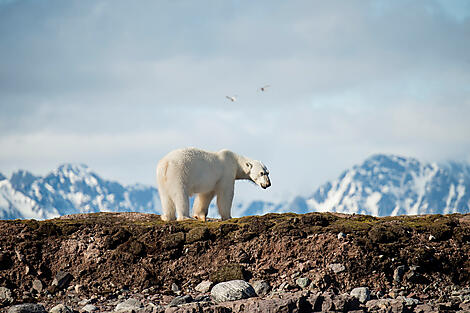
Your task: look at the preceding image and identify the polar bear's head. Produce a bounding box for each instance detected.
[245,161,271,189]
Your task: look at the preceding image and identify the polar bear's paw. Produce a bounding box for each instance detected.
[177,216,196,221]
[193,214,207,222]
[161,215,172,221]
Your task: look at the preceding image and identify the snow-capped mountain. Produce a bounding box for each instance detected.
[2,154,470,220]
[235,154,470,217]
[305,154,470,216]
[0,164,161,220]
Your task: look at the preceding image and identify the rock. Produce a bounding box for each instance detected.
[7,304,47,313]
[114,297,144,312]
[74,284,84,294]
[49,304,74,313]
[211,280,256,303]
[32,279,43,293]
[195,280,213,293]
[337,232,346,239]
[332,294,361,312]
[278,281,290,291]
[0,286,14,305]
[328,263,345,273]
[350,287,370,303]
[414,303,436,313]
[252,280,271,297]
[394,265,406,283]
[171,283,180,294]
[194,294,211,302]
[399,296,420,307]
[366,298,407,312]
[80,304,98,312]
[460,302,470,311]
[78,299,92,306]
[320,292,335,311]
[168,294,193,307]
[52,271,73,290]
[296,277,310,289]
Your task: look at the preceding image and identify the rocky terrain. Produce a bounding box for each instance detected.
[1,212,469,312]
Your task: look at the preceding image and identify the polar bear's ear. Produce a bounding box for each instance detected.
[245,162,252,170]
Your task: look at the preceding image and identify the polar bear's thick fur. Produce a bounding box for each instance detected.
[156,147,271,221]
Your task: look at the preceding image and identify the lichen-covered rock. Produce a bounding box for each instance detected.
[211,280,256,303]
[296,277,310,289]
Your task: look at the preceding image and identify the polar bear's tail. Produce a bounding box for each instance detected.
[156,160,169,186]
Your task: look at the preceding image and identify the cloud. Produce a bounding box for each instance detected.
[0,0,469,201]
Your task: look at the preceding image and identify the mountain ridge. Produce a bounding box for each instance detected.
[1,154,469,220]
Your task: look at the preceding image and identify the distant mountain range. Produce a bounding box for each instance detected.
[1,154,469,220]
[234,154,470,216]
[0,164,161,220]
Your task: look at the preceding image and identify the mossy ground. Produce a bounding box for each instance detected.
[1,212,469,306]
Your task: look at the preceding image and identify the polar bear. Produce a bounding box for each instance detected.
[156,147,271,221]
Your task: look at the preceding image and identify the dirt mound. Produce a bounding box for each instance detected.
[1,212,469,309]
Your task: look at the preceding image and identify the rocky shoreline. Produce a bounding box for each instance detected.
[1,212,469,312]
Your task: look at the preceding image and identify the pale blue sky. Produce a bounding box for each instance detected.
[1,0,469,202]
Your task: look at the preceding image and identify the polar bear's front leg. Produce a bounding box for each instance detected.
[216,183,234,221]
[193,191,215,222]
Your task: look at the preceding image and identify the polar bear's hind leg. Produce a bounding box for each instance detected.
[173,188,190,221]
[160,194,176,221]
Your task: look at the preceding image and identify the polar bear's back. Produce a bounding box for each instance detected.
[157,148,232,195]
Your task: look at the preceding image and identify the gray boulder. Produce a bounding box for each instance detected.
[296,277,311,289]
[350,287,370,303]
[328,263,345,274]
[195,280,213,293]
[114,298,144,312]
[7,304,47,313]
[168,295,193,307]
[49,304,73,313]
[81,304,98,312]
[211,280,256,303]
[252,280,271,297]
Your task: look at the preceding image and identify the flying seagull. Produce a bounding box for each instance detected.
[226,95,237,102]
[259,85,271,92]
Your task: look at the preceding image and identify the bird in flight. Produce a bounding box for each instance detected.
[259,85,271,92]
[226,95,237,102]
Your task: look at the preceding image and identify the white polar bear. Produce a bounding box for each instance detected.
[156,147,271,221]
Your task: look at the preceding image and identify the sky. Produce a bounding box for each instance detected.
[1,0,470,203]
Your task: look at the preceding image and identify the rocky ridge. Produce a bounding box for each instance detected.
[1,212,469,312]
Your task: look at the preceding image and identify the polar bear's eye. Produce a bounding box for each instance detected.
[260,172,264,176]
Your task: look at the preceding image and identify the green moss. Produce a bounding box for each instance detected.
[186,227,209,243]
[209,263,247,283]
